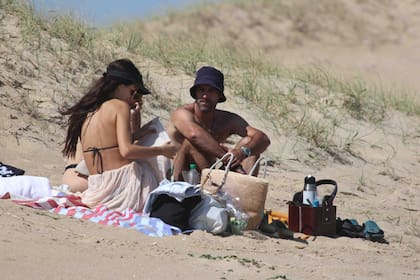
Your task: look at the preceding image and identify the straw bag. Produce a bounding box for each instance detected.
[200,153,269,230]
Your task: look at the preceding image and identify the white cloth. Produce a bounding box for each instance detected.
[75,160,89,176]
[142,179,201,214]
[143,179,228,235]
[189,194,228,235]
[136,117,172,182]
[81,161,158,213]
[0,176,51,199]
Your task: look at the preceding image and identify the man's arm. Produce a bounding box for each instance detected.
[170,108,226,158]
[228,114,271,167]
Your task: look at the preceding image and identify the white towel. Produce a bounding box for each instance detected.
[0,176,51,200]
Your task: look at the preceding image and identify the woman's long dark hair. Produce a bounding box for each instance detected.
[60,59,141,158]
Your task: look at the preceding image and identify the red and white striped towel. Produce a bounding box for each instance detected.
[2,193,180,237]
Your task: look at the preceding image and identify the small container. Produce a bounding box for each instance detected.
[303,175,317,206]
[182,163,200,185]
[230,216,248,235]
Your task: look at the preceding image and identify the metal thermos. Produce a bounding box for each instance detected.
[303,175,317,206]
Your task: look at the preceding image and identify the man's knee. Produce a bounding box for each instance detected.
[177,139,214,171]
[178,138,194,153]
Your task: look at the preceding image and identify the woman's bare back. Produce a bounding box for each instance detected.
[81,99,132,174]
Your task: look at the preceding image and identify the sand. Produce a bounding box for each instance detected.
[1,1,420,279]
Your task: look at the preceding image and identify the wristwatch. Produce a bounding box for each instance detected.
[240,146,252,157]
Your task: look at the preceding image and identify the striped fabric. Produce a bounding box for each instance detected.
[7,194,180,237]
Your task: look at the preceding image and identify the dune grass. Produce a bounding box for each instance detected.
[1,0,95,49]
[2,0,419,160]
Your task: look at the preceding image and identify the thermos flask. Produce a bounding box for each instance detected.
[303,175,317,206]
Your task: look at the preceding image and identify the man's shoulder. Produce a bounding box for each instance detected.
[214,109,249,130]
[215,109,242,119]
[172,103,194,114]
[170,103,194,120]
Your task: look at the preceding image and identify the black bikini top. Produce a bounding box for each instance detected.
[83,145,118,174]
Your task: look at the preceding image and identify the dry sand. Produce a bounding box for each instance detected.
[1,1,420,279]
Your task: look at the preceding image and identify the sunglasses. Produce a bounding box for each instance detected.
[130,88,142,100]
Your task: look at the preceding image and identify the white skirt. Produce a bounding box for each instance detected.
[81,161,158,213]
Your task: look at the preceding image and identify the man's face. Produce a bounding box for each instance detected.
[194,84,219,112]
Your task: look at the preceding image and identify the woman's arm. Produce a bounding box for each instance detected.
[116,102,176,159]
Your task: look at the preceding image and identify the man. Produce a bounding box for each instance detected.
[167,66,270,180]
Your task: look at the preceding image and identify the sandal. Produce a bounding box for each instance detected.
[363,220,385,242]
[336,218,364,238]
[259,212,294,239]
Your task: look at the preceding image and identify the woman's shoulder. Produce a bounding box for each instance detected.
[102,99,130,111]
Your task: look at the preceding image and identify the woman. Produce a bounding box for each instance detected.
[61,59,176,212]
[61,141,88,193]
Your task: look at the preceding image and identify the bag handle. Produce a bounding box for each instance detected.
[248,156,268,178]
[315,179,338,206]
[201,153,268,193]
[201,153,235,191]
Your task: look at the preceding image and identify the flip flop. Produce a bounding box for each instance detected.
[363,220,385,242]
[336,218,364,238]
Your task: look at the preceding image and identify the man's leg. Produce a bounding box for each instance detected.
[241,155,260,176]
[172,139,214,181]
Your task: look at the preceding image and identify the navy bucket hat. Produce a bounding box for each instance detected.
[190,66,226,103]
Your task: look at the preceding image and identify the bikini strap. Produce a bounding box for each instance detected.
[83,145,118,174]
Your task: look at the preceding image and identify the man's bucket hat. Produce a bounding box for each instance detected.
[190,66,226,103]
[105,62,151,95]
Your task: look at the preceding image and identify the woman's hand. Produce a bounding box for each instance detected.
[160,141,177,159]
[130,102,142,131]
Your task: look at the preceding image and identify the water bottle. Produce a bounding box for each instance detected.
[184,163,200,185]
[303,175,318,206]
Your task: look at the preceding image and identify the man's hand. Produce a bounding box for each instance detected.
[229,147,247,169]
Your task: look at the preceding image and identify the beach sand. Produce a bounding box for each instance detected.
[1,1,420,279]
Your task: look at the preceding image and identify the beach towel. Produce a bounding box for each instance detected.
[53,204,180,237]
[5,194,180,237]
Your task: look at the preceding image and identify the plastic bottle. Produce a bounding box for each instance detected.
[303,175,318,206]
[184,163,200,185]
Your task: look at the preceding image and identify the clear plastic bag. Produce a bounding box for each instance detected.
[219,191,249,235]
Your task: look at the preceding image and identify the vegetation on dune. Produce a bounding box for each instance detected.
[1,0,419,165]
